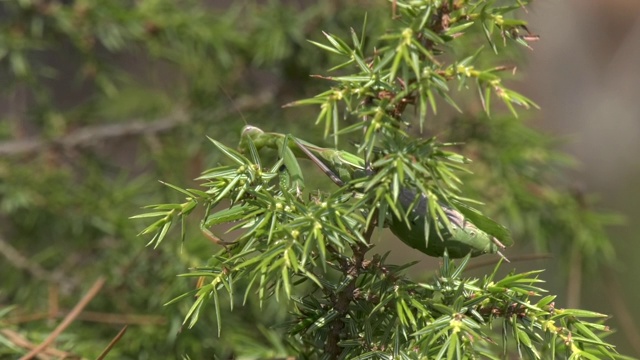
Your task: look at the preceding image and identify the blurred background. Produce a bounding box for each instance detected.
[528,2,640,357]
[0,0,638,358]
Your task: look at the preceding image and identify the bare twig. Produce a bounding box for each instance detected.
[0,111,188,156]
[0,329,77,359]
[465,253,553,271]
[19,277,106,360]
[48,284,58,320]
[0,235,62,283]
[96,325,129,360]
[567,245,582,308]
[76,311,165,325]
[603,267,640,357]
[6,310,166,326]
[3,312,50,324]
[0,89,276,156]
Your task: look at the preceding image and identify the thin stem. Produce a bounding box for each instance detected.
[20,277,106,360]
[96,325,128,360]
[567,242,582,308]
[603,267,640,357]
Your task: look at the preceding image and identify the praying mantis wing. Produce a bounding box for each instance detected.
[389,189,501,258]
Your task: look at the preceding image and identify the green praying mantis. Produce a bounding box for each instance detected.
[238,125,512,260]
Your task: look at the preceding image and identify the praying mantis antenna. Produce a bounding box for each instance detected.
[218,85,248,126]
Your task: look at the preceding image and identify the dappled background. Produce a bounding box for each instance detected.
[0,0,638,358]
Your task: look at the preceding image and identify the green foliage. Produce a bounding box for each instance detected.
[1,0,633,359]
[0,1,396,358]
[133,0,631,358]
[139,133,624,357]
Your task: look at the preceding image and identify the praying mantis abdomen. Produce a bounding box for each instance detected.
[389,189,499,258]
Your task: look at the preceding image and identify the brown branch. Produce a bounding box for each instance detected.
[603,267,640,357]
[19,277,106,360]
[6,310,166,326]
[465,253,553,271]
[0,235,84,296]
[75,311,166,325]
[0,235,63,283]
[325,211,377,360]
[0,111,189,156]
[0,88,276,156]
[0,329,77,359]
[566,245,582,308]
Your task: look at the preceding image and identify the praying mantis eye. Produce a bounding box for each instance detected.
[469,230,477,237]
